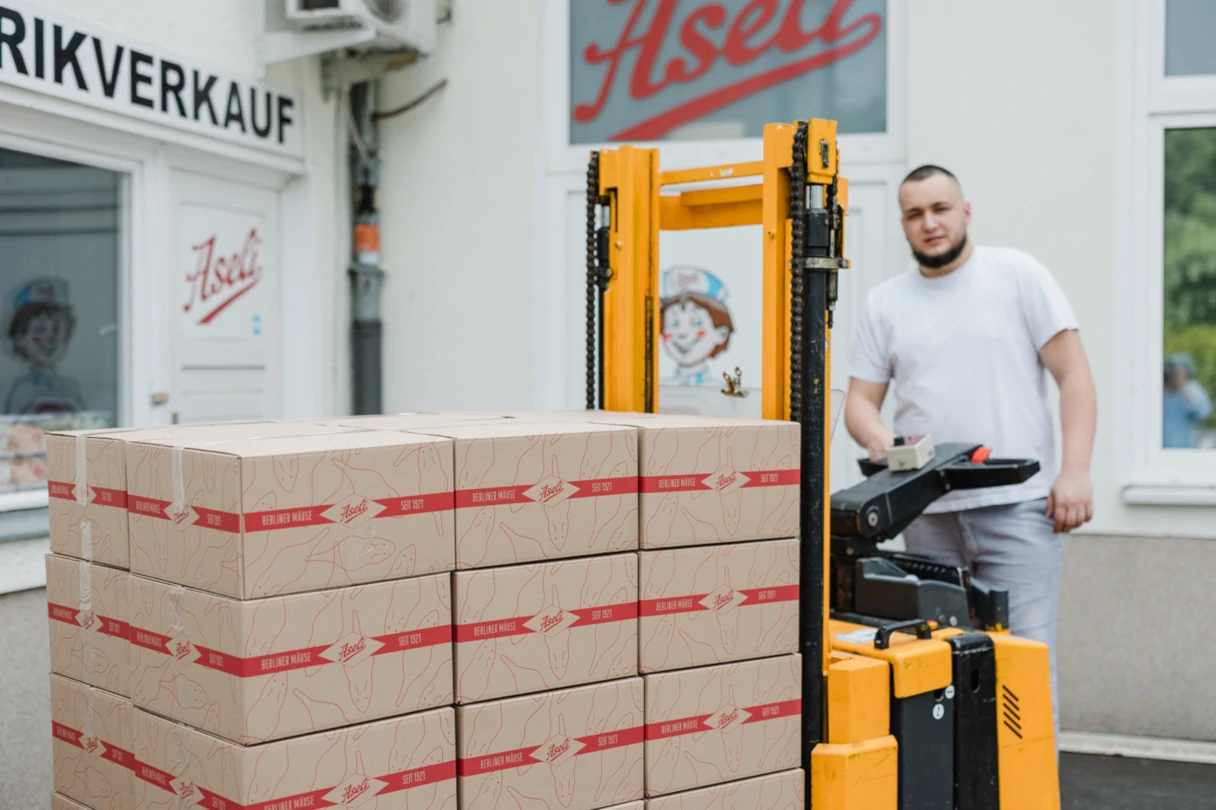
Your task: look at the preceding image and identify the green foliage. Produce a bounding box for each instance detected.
[1163,128,1216,427]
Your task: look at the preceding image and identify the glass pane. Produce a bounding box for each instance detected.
[1165,0,1216,76]
[0,149,121,493]
[570,0,887,144]
[1163,128,1216,449]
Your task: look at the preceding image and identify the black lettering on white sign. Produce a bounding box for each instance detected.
[0,1,301,157]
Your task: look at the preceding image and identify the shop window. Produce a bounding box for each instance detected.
[1162,127,1216,450]
[0,149,120,498]
[569,0,888,144]
[1165,0,1216,77]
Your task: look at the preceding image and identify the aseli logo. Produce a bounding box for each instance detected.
[573,0,884,141]
[702,466,749,494]
[322,495,385,528]
[531,733,585,767]
[322,774,388,808]
[183,227,265,326]
[320,633,384,667]
[523,604,580,636]
[705,704,750,732]
[523,476,578,506]
[699,584,747,613]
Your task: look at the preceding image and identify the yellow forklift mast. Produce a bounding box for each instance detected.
[584,120,1060,809]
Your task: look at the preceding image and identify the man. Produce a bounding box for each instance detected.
[845,165,1097,738]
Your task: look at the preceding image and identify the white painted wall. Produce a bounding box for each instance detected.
[9,0,343,420]
[377,1,541,412]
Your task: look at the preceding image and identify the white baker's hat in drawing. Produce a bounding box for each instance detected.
[11,277,70,311]
[660,265,728,303]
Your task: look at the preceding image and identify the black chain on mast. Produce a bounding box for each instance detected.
[585,152,600,410]
[789,123,809,420]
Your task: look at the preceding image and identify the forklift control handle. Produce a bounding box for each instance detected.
[873,618,936,649]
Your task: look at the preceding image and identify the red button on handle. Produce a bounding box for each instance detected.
[971,447,992,463]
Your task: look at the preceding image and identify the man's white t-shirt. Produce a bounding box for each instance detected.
[849,244,1079,513]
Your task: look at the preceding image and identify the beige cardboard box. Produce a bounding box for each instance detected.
[639,539,798,674]
[321,412,512,429]
[128,571,452,745]
[643,655,801,797]
[132,705,456,809]
[50,674,134,810]
[50,792,91,810]
[126,429,455,598]
[644,769,805,809]
[46,554,130,697]
[45,421,322,569]
[411,421,639,569]
[453,553,638,704]
[457,677,644,810]
[504,412,800,550]
[46,428,136,569]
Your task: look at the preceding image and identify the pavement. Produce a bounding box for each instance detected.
[3,586,1216,809]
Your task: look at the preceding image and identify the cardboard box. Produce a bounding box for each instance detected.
[128,571,453,745]
[50,674,134,810]
[644,769,805,809]
[132,705,456,810]
[126,429,455,599]
[644,655,801,796]
[50,793,90,810]
[639,539,798,673]
[503,412,800,550]
[45,421,315,569]
[321,412,511,429]
[413,421,639,569]
[603,804,645,810]
[46,554,130,697]
[457,678,644,810]
[453,553,638,703]
[46,428,135,569]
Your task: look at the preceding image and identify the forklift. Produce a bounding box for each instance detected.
[583,120,1060,809]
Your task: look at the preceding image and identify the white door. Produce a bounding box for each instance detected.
[169,171,280,424]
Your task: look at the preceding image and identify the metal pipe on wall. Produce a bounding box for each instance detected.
[349,80,383,415]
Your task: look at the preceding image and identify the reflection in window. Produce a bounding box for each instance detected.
[1163,128,1216,449]
[1165,0,1216,77]
[0,149,120,493]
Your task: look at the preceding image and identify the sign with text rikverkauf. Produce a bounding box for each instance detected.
[0,1,303,158]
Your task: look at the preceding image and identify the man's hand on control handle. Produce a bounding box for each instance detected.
[1047,468,1093,534]
[865,427,897,462]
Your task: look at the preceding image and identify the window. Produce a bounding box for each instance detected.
[1119,0,1216,502]
[568,0,888,144]
[1162,128,1216,450]
[0,149,121,499]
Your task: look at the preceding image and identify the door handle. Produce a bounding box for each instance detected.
[150,392,169,407]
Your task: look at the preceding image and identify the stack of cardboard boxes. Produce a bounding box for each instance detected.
[42,410,804,810]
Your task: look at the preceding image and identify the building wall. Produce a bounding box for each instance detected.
[40,0,343,419]
[906,0,1213,740]
[377,1,541,412]
[372,0,1210,740]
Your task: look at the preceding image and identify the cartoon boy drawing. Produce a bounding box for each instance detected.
[659,266,735,386]
[5,278,85,414]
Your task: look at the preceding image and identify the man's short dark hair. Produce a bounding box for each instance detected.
[902,164,959,186]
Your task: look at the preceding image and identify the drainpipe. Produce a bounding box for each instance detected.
[349,80,382,415]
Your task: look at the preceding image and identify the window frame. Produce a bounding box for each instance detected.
[541,0,907,175]
[1119,0,1216,504]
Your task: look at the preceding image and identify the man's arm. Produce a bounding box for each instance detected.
[845,377,897,461]
[1039,328,1097,533]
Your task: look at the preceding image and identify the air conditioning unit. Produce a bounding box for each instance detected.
[285,0,436,55]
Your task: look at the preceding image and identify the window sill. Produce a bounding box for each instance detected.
[0,488,49,544]
[1123,484,1216,506]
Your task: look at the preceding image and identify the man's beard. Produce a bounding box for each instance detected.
[912,231,968,269]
